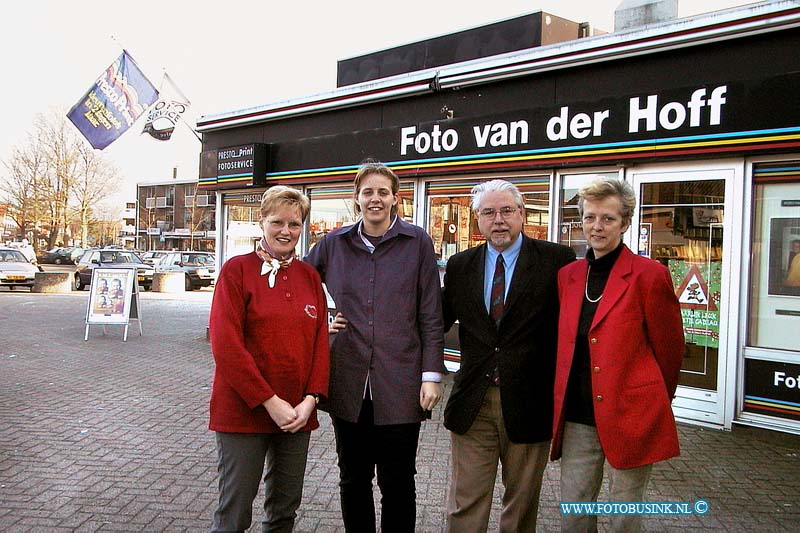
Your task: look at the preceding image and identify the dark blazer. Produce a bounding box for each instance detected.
[442,235,575,443]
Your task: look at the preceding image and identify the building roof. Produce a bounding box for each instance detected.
[136,178,199,187]
[197,1,800,133]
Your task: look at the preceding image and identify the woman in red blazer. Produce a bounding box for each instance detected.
[551,176,685,532]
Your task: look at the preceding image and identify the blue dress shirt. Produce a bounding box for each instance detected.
[483,233,522,313]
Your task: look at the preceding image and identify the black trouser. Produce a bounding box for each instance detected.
[332,400,421,533]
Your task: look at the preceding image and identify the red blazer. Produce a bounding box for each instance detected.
[551,246,685,469]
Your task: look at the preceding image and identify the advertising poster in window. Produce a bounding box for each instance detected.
[85,268,136,324]
[768,217,800,297]
[670,260,722,348]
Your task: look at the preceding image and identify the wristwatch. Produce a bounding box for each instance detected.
[305,393,320,405]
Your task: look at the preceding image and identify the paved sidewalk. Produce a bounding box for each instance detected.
[1,290,799,532]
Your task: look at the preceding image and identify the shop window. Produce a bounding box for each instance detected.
[307,183,414,252]
[558,172,618,258]
[426,176,550,267]
[748,167,800,352]
[222,192,265,260]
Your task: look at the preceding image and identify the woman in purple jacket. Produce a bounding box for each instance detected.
[305,162,445,533]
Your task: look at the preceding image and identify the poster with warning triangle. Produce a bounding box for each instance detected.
[670,261,722,348]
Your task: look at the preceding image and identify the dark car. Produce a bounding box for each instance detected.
[74,249,154,291]
[38,247,75,265]
[155,251,217,291]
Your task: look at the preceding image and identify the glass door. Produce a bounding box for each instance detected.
[631,167,735,427]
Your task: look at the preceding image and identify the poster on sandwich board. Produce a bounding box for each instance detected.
[84,267,142,341]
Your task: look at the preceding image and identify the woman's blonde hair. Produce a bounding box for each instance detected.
[578,176,636,226]
[260,186,311,221]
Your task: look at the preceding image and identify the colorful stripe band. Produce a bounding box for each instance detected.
[744,395,800,419]
[200,127,800,189]
[263,128,800,184]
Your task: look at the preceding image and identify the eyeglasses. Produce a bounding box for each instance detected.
[478,207,519,219]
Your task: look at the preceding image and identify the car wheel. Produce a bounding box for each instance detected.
[55,258,63,265]
[74,275,86,291]
[185,275,193,291]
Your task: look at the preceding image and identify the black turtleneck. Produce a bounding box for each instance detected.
[564,242,625,426]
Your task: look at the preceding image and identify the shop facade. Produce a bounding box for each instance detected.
[196,2,800,433]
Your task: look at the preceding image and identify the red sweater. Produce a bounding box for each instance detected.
[209,252,329,433]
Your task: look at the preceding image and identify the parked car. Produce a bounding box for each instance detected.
[74,249,154,291]
[155,251,217,291]
[0,247,42,290]
[38,247,74,265]
[69,247,90,263]
[140,250,171,266]
[38,246,90,265]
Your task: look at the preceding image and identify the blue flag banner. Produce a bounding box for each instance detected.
[67,50,159,150]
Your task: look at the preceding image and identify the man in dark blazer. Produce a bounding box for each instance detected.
[442,179,575,532]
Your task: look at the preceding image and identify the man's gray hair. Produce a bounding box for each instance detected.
[471,180,524,212]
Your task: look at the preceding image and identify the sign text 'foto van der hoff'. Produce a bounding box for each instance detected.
[258,75,799,178]
[399,85,729,156]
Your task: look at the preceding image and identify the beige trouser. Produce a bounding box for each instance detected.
[446,386,550,533]
[560,421,654,533]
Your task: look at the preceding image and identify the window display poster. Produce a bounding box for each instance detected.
[768,217,800,297]
[670,260,722,348]
[85,268,136,324]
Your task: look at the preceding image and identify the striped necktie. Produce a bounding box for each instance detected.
[490,254,505,324]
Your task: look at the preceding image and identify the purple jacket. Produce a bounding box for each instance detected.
[304,218,445,425]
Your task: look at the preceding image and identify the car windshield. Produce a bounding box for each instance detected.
[100,251,141,264]
[1,250,27,262]
[182,254,214,265]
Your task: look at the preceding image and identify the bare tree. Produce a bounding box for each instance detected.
[34,112,84,248]
[72,142,122,245]
[0,138,48,251]
[90,203,122,247]
[1,110,124,249]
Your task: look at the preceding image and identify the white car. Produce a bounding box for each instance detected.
[156,251,217,291]
[0,248,41,290]
[141,250,171,266]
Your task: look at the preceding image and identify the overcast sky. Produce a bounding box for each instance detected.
[0,0,757,208]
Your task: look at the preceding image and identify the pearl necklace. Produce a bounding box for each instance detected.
[584,264,603,303]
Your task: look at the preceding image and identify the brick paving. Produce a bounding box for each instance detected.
[1,288,799,532]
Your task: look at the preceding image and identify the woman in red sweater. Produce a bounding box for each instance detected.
[209,186,329,532]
